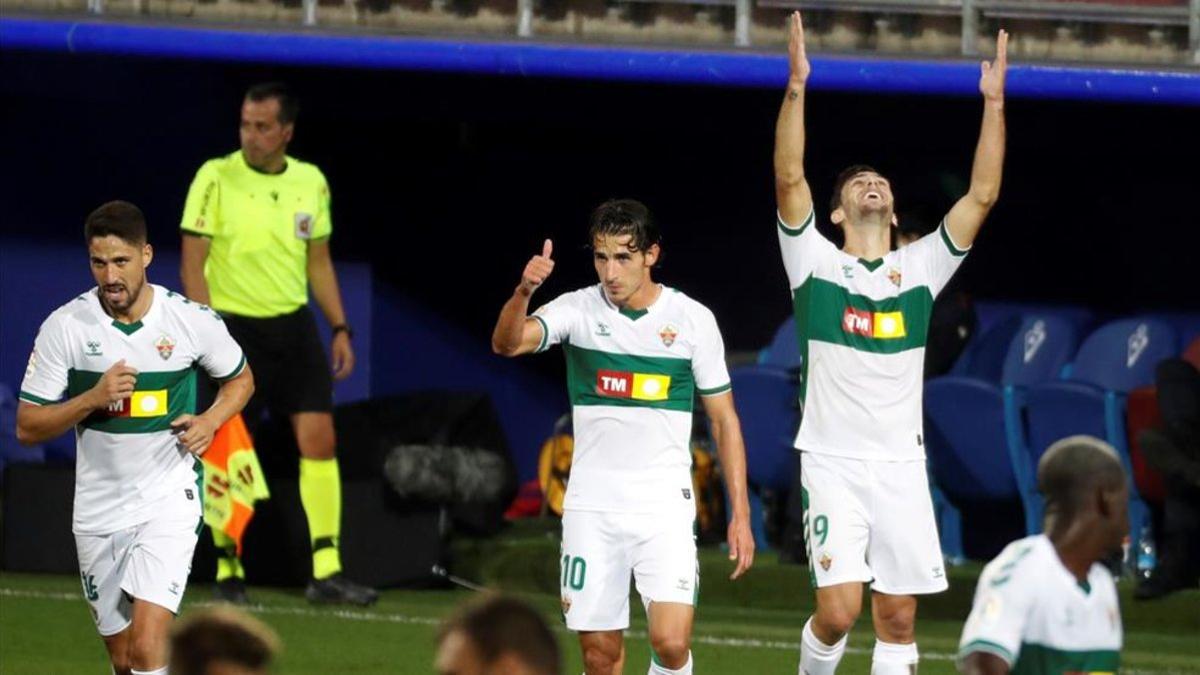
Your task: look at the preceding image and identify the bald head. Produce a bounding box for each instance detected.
[1038,435,1126,517]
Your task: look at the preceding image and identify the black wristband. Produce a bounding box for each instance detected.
[331,324,353,339]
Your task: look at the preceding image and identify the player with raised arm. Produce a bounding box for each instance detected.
[492,199,755,675]
[16,201,254,675]
[774,12,1008,674]
[958,435,1126,674]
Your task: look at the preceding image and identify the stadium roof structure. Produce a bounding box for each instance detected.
[2,16,1198,105]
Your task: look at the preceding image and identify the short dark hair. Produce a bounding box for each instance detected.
[438,594,560,675]
[589,198,661,259]
[830,164,883,213]
[170,607,281,675]
[84,201,147,245]
[246,82,299,125]
[1038,435,1126,517]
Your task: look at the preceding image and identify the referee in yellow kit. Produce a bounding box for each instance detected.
[180,82,377,606]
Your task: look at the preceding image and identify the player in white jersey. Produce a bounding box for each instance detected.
[16,201,255,675]
[774,13,1009,675]
[492,199,754,675]
[959,436,1126,674]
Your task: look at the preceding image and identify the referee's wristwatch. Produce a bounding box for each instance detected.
[331,324,354,340]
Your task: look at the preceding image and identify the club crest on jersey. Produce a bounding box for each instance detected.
[155,335,176,361]
[294,212,314,240]
[887,266,902,288]
[561,595,572,614]
[596,369,670,401]
[85,340,103,356]
[659,324,679,347]
[842,308,906,339]
[819,553,832,571]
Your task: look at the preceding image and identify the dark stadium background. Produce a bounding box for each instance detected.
[2,49,1196,377]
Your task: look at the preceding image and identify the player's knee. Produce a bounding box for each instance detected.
[108,652,133,675]
[649,634,690,668]
[127,630,165,670]
[814,604,859,638]
[297,425,336,459]
[874,602,916,642]
[582,642,621,674]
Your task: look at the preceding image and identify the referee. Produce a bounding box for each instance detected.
[180,82,376,606]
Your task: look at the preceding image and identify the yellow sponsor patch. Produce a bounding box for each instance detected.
[129,390,168,417]
[872,311,907,339]
[631,374,671,401]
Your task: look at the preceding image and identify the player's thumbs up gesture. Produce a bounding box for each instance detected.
[519,239,555,296]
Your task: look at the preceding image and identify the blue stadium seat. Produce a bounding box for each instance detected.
[729,365,799,550]
[0,383,46,475]
[1024,318,1178,547]
[758,317,802,372]
[925,315,1080,537]
[948,315,1023,382]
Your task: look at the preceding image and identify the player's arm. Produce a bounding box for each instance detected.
[15,360,137,445]
[945,29,1008,249]
[492,239,555,357]
[180,234,212,306]
[701,392,756,580]
[171,365,255,456]
[775,11,815,227]
[958,652,1009,675]
[307,238,355,380]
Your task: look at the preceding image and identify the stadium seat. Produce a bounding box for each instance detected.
[0,383,46,475]
[1024,318,1178,548]
[758,316,802,372]
[948,315,1024,382]
[729,365,800,550]
[925,315,1080,537]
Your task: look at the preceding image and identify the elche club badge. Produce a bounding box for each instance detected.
[659,324,678,347]
[156,334,176,361]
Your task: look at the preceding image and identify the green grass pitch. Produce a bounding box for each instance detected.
[2,521,1197,673]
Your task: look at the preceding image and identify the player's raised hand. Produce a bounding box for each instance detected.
[728,514,756,580]
[788,11,811,84]
[519,239,555,296]
[980,29,1009,102]
[170,414,219,456]
[90,359,137,410]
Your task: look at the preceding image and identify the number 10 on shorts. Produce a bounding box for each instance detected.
[561,555,587,590]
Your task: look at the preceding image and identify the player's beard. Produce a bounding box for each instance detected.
[100,279,142,315]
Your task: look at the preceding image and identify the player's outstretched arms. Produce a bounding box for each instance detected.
[775,11,815,227]
[946,29,1008,249]
[491,239,554,357]
[171,365,255,456]
[959,652,1009,675]
[702,392,756,579]
[15,359,137,445]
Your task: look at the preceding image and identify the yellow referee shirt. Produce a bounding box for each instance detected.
[180,151,332,318]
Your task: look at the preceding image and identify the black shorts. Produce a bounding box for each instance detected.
[222,307,333,420]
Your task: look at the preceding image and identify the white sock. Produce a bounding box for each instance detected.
[799,617,847,675]
[130,668,168,675]
[870,640,918,675]
[649,650,692,674]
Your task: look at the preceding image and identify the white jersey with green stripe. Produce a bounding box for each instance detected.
[778,209,968,461]
[19,284,246,535]
[534,284,731,515]
[958,534,1122,674]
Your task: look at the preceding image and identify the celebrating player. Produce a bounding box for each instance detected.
[492,199,754,675]
[774,12,1008,674]
[16,201,254,675]
[958,435,1125,674]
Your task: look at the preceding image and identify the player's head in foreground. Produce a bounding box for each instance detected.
[589,198,662,307]
[85,200,153,319]
[435,593,561,675]
[241,81,298,173]
[1038,435,1130,558]
[829,164,899,248]
[169,606,281,675]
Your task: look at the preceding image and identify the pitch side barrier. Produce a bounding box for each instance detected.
[1,17,1197,105]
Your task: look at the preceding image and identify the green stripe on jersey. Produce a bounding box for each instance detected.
[793,277,933,354]
[68,367,197,434]
[564,344,695,412]
[1011,643,1119,675]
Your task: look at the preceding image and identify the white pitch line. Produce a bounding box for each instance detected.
[0,587,1187,674]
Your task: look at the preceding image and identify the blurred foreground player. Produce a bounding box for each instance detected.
[774,12,1008,674]
[958,435,1126,674]
[180,82,376,606]
[492,199,755,675]
[16,201,254,675]
[171,607,281,675]
[435,594,561,675]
